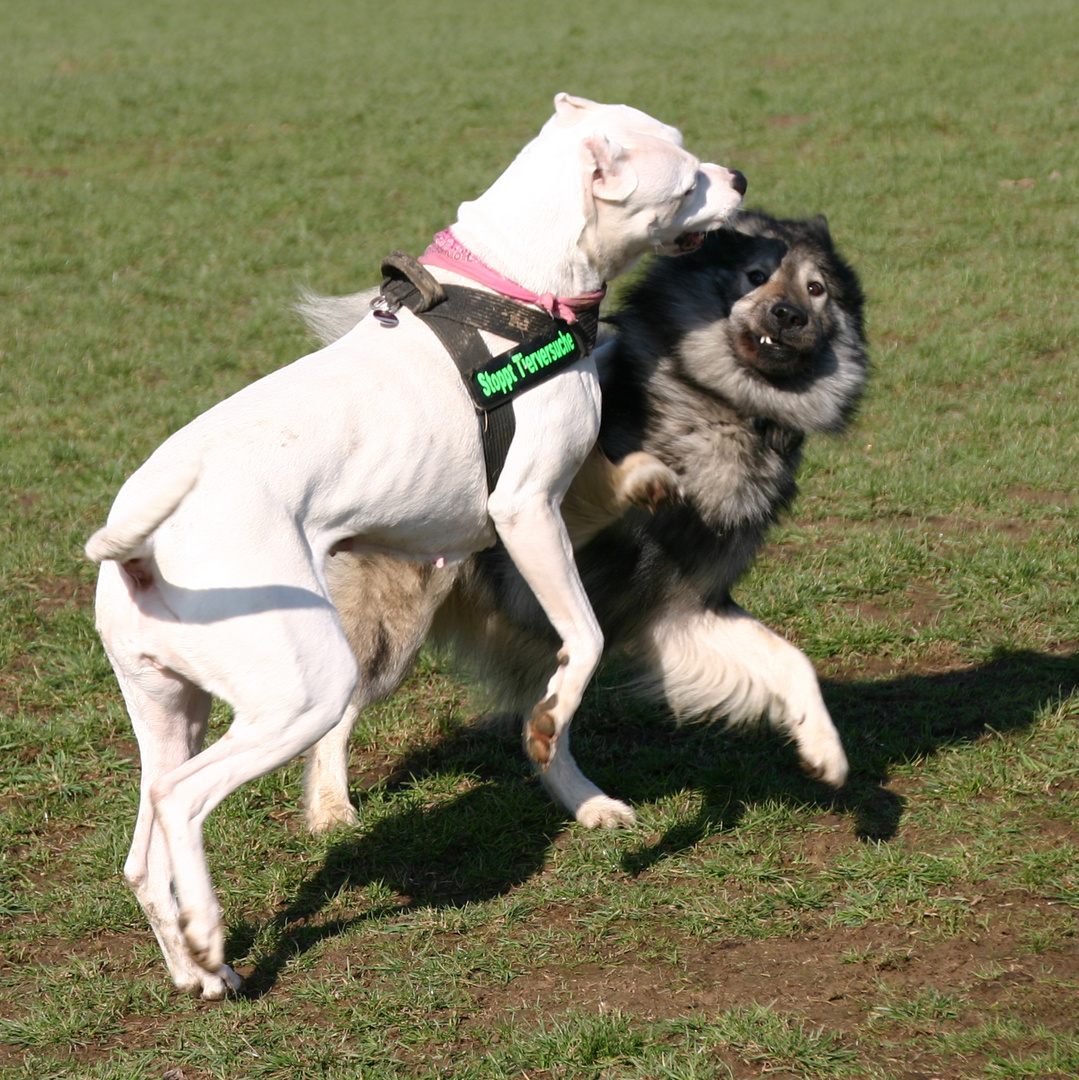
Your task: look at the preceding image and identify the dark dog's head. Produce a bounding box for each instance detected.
[721,213,865,383]
[608,209,868,435]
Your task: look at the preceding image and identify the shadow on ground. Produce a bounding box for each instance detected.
[234,647,1078,994]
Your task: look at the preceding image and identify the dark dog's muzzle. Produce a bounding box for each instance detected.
[734,295,822,379]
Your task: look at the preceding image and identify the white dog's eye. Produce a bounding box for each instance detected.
[682,180,698,199]
[807,280,826,297]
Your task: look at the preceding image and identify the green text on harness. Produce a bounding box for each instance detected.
[471,328,583,409]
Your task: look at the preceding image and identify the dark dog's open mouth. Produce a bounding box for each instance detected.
[736,328,812,378]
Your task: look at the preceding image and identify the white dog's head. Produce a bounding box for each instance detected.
[552,93,746,269]
[453,93,746,295]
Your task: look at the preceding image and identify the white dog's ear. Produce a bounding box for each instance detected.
[581,134,639,203]
[553,92,600,126]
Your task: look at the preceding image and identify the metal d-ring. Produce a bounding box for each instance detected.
[370,291,400,328]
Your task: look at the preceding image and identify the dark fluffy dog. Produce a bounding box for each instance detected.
[304,210,868,830]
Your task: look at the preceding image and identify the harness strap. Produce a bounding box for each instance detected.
[378,251,446,313]
[479,405,518,494]
[377,254,599,491]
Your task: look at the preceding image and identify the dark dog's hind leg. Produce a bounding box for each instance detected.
[304,553,459,832]
[638,604,849,787]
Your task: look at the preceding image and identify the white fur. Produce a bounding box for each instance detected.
[638,605,848,786]
[87,93,744,997]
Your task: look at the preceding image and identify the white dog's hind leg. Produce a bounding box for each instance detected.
[95,565,242,999]
[147,615,359,983]
[303,698,363,832]
[640,604,849,787]
[124,684,245,999]
[305,554,460,833]
[152,690,357,978]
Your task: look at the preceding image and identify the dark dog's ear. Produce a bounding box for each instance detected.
[809,214,831,240]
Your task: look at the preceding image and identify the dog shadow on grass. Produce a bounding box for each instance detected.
[232,725,570,996]
[620,647,1078,873]
[234,647,1077,995]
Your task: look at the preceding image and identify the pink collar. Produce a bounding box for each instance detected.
[419,228,605,325]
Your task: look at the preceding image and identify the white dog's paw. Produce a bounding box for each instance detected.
[576,795,637,829]
[305,796,360,833]
[172,960,243,1000]
[798,737,849,788]
[199,964,244,1001]
[178,907,226,977]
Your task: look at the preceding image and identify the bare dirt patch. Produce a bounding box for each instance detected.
[430,897,1079,1078]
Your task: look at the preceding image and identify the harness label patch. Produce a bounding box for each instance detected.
[469,326,583,410]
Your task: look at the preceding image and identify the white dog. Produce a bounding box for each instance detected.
[85,93,745,998]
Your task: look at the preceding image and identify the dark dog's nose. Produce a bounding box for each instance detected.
[730,170,748,197]
[770,301,808,330]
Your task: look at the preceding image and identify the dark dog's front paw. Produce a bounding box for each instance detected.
[619,452,683,513]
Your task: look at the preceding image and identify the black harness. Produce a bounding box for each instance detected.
[374,252,600,491]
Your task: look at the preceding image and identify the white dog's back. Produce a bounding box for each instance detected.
[92,315,496,573]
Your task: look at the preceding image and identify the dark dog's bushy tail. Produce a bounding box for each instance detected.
[295,288,377,346]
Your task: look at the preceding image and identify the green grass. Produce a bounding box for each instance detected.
[3,0,1079,1077]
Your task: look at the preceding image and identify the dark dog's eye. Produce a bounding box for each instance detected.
[807,280,825,297]
[746,269,768,286]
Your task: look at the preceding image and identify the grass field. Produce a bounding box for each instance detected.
[2,0,1078,1077]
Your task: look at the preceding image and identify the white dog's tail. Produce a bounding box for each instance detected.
[295,287,377,346]
[85,461,200,564]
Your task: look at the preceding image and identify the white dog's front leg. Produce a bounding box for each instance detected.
[487,367,602,759]
[495,500,635,829]
[538,725,637,828]
[489,486,603,753]
[487,365,634,827]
